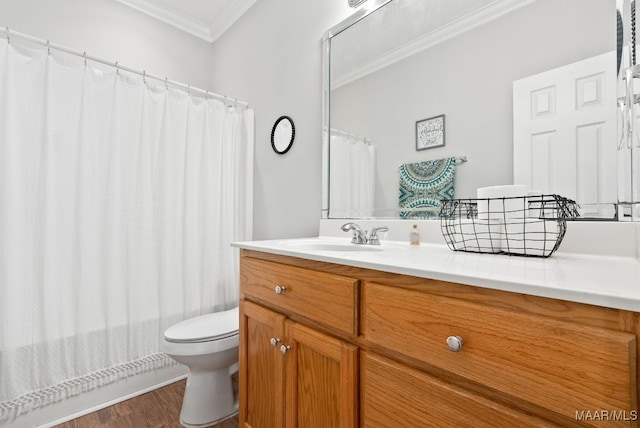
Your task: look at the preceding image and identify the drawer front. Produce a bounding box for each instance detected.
[241,257,358,335]
[363,282,636,425]
[361,351,559,428]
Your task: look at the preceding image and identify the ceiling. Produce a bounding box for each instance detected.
[112,0,258,43]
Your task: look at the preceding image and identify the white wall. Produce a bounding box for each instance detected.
[0,0,214,89]
[209,0,354,240]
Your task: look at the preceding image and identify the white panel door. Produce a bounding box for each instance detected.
[513,52,617,216]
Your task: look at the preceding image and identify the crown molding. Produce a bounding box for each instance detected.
[208,0,258,43]
[112,0,258,44]
[332,0,535,89]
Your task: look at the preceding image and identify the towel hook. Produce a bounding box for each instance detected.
[142,70,146,84]
[83,51,87,67]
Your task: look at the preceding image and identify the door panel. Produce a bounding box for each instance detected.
[514,51,616,217]
[284,321,358,428]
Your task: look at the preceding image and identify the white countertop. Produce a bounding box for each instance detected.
[233,233,640,312]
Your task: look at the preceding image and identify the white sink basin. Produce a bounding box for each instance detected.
[279,239,394,252]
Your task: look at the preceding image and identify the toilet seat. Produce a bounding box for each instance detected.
[165,306,239,343]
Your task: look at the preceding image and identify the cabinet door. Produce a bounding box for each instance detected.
[284,321,358,428]
[240,300,286,428]
[361,352,560,428]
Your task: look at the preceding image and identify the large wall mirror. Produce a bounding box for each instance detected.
[322,0,639,220]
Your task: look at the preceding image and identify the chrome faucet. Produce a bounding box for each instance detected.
[341,222,368,244]
[340,223,389,245]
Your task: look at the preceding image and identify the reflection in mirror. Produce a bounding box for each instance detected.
[329,128,375,217]
[324,0,616,219]
[271,116,295,155]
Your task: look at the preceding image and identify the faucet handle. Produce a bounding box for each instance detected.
[368,226,389,245]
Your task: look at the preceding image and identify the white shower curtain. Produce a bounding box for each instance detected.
[329,133,376,217]
[0,42,253,420]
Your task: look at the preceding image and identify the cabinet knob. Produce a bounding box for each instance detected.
[275,285,286,295]
[280,344,291,355]
[446,336,464,352]
[270,337,281,347]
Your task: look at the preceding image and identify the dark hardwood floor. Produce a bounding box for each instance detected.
[55,380,238,428]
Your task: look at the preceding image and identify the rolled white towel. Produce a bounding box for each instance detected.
[525,190,543,218]
[477,185,527,220]
[503,218,561,257]
[444,219,504,253]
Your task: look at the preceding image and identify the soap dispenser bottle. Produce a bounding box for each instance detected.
[410,224,420,245]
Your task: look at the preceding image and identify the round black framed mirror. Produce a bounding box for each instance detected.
[271,116,295,155]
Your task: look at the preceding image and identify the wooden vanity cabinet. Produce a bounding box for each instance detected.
[239,255,358,428]
[239,249,640,427]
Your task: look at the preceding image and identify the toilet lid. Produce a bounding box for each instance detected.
[164,306,239,343]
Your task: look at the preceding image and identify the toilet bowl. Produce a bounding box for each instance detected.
[163,306,239,428]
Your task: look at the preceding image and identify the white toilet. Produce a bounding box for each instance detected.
[163,306,239,428]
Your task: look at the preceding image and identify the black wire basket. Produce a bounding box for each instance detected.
[439,195,579,258]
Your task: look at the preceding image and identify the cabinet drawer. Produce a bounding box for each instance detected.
[241,257,358,336]
[363,282,636,425]
[361,351,559,428]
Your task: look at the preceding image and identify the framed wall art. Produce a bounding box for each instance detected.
[416,114,445,151]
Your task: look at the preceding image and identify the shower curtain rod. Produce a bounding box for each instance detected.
[1,27,249,108]
[330,128,371,145]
